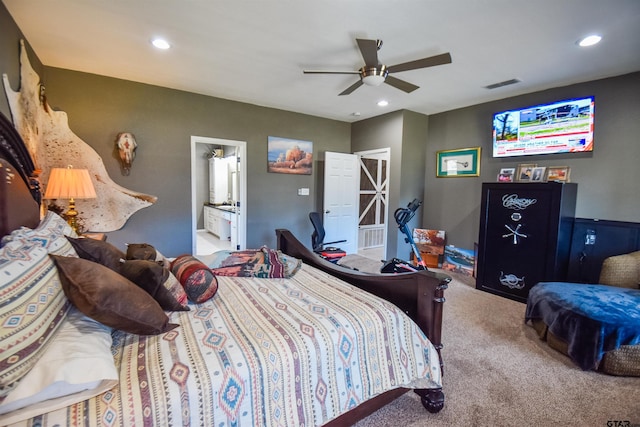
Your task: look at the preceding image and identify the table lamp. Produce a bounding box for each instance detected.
[44,166,97,234]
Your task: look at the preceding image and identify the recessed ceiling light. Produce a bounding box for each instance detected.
[377,100,389,107]
[578,35,602,47]
[151,38,171,50]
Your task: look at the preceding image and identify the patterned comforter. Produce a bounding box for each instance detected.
[10,264,441,427]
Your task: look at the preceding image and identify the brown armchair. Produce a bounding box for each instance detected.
[598,250,640,289]
[595,250,640,376]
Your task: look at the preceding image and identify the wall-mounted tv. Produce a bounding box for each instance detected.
[492,96,594,158]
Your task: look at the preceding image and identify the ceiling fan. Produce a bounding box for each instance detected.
[303,38,452,96]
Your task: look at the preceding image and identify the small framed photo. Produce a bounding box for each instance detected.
[516,163,537,182]
[436,147,481,177]
[497,167,515,182]
[547,166,571,182]
[530,166,547,182]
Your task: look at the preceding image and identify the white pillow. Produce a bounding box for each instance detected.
[0,307,118,425]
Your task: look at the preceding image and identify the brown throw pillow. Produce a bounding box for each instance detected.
[171,255,219,304]
[66,236,125,272]
[126,243,157,261]
[126,242,170,268]
[119,260,189,312]
[51,255,178,335]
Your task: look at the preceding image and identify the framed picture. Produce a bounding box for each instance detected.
[474,242,478,278]
[516,163,537,181]
[413,229,446,255]
[497,167,515,182]
[530,166,547,182]
[547,166,571,182]
[267,136,313,175]
[442,245,475,277]
[436,147,481,177]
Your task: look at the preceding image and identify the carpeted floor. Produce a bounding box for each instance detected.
[337,254,384,273]
[348,269,640,426]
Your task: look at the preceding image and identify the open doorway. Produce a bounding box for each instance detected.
[190,136,247,256]
[355,148,390,261]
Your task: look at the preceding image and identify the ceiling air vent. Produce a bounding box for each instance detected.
[484,79,521,90]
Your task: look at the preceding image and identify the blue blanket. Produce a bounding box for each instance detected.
[525,282,640,370]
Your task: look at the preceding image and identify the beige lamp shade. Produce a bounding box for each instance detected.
[44,167,97,200]
[44,167,96,234]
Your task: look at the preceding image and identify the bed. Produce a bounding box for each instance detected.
[0,110,450,426]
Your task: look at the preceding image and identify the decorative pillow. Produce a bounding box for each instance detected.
[126,243,170,268]
[125,242,156,261]
[171,254,219,303]
[65,236,125,271]
[208,247,302,278]
[0,240,70,402]
[51,255,178,335]
[1,211,78,256]
[119,260,189,311]
[124,244,188,307]
[197,250,233,269]
[0,308,118,425]
[163,271,190,308]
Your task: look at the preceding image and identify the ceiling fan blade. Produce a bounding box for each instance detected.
[356,39,380,66]
[303,70,361,75]
[384,75,419,93]
[387,52,452,73]
[339,80,364,96]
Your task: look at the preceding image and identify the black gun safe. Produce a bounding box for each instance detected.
[476,182,577,303]
[567,218,640,284]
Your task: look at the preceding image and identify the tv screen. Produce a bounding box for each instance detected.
[492,96,594,157]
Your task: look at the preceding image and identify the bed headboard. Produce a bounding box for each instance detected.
[0,110,41,239]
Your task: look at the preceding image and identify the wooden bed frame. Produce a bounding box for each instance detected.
[0,110,449,425]
[276,229,449,424]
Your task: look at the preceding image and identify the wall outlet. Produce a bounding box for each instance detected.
[298,188,310,196]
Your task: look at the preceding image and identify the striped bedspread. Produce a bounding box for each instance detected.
[12,264,441,427]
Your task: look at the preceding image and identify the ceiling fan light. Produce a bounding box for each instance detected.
[363,75,385,86]
[361,67,388,86]
[578,34,601,47]
[151,38,171,49]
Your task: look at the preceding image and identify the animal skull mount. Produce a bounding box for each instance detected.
[116,132,137,175]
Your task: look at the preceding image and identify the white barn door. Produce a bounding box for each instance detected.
[356,148,389,257]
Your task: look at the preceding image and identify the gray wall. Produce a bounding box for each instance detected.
[424,72,640,251]
[40,68,351,256]
[352,110,428,258]
[0,6,42,118]
[352,111,404,257]
[397,111,428,256]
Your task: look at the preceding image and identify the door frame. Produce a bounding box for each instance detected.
[355,147,390,259]
[190,136,247,253]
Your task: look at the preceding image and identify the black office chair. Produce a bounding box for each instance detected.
[309,212,346,253]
